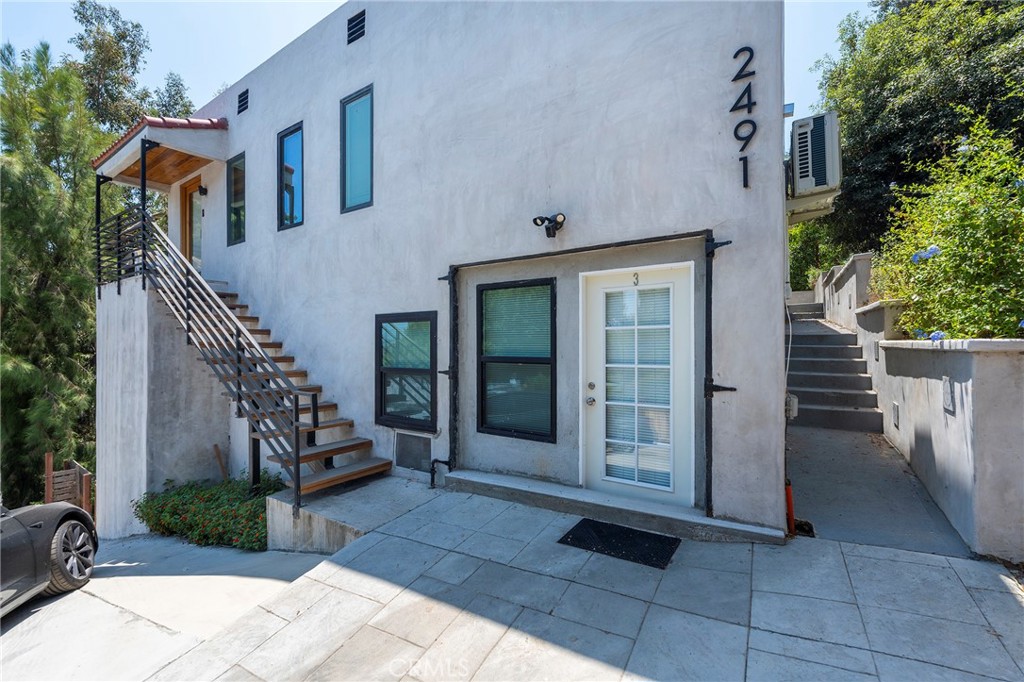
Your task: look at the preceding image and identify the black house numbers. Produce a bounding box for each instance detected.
[731,46,758,188]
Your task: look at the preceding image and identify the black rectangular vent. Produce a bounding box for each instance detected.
[394,432,430,472]
[348,10,366,44]
[237,89,249,114]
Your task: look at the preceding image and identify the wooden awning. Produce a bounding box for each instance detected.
[92,116,229,191]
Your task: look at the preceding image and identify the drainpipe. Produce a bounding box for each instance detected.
[704,232,735,517]
[431,264,458,487]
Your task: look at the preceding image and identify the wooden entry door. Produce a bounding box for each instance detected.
[180,177,203,271]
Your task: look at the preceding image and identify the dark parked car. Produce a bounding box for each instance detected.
[1,502,98,617]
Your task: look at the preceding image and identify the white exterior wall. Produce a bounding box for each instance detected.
[153,2,786,529]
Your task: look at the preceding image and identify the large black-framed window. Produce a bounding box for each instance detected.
[277,122,303,229]
[375,311,437,432]
[341,85,373,213]
[477,279,556,443]
[226,152,245,245]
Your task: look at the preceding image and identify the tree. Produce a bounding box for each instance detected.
[871,116,1024,339]
[69,0,149,131]
[153,71,193,118]
[812,0,1024,255]
[1,43,108,506]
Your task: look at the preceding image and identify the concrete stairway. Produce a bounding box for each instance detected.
[786,302,883,432]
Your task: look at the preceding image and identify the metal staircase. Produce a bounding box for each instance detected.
[95,207,390,516]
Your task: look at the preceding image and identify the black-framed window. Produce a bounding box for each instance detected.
[375,311,437,431]
[226,152,245,245]
[277,122,303,229]
[341,85,373,212]
[477,279,556,442]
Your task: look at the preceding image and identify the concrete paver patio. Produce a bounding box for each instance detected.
[150,486,1024,682]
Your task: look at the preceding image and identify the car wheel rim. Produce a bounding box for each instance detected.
[61,522,95,580]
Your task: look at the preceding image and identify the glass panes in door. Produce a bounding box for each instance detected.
[604,287,672,488]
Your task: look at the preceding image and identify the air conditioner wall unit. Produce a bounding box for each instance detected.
[790,111,841,197]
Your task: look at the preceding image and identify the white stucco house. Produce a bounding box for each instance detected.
[93,1,789,543]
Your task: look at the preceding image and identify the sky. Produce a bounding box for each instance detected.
[1,0,871,124]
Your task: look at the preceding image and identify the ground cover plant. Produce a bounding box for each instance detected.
[132,470,285,551]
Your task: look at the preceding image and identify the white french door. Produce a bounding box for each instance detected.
[581,264,695,506]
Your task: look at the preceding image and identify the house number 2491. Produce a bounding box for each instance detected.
[731,46,757,188]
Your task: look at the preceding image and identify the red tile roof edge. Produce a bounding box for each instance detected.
[91,116,229,170]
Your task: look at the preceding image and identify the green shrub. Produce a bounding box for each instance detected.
[871,116,1024,339]
[131,470,286,551]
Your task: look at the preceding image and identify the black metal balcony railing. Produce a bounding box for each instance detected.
[96,206,313,515]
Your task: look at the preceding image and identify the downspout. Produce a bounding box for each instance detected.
[704,232,735,517]
[431,264,458,487]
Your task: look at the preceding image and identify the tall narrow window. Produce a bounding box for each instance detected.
[226,153,245,245]
[478,279,556,442]
[341,86,372,212]
[376,312,436,431]
[277,122,303,229]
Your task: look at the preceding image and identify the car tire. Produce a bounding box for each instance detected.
[42,519,96,596]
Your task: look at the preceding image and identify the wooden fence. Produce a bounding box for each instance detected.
[44,452,93,516]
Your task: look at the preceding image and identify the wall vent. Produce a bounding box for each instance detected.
[348,10,366,44]
[394,432,430,472]
[237,89,249,114]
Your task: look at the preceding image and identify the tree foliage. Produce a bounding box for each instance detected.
[1,43,109,506]
[152,71,194,119]
[788,221,847,291]
[871,116,1024,339]
[69,0,150,132]
[813,0,1024,254]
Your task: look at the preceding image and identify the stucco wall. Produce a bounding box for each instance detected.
[147,2,787,529]
[850,293,1024,561]
[95,279,234,539]
[823,253,871,331]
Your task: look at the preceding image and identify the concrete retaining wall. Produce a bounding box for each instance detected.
[813,263,1024,561]
[96,278,233,539]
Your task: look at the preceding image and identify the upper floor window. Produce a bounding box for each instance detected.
[341,86,372,212]
[376,311,436,431]
[226,152,245,245]
[477,279,556,443]
[277,122,303,229]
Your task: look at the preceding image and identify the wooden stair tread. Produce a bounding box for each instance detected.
[250,417,355,438]
[216,291,239,299]
[235,315,260,323]
[261,341,283,350]
[242,383,321,397]
[253,401,337,418]
[206,355,295,365]
[283,457,392,494]
[268,437,373,465]
[250,328,271,336]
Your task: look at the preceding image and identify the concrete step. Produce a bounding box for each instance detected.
[787,302,824,314]
[790,404,883,432]
[789,357,868,374]
[446,470,785,544]
[788,387,878,408]
[786,332,858,346]
[787,371,874,390]
[790,311,824,321]
[788,344,863,359]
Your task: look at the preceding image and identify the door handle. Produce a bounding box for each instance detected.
[586,397,596,406]
[29,522,43,529]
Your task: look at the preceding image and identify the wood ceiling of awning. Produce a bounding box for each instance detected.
[120,146,213,186]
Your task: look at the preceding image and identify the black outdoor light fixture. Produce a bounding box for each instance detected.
[198,185,208,196]
[533,212,566,238]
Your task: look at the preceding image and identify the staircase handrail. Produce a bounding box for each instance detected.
[95,206,311,514]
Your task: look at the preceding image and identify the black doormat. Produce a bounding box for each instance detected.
[558,518,681,569]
